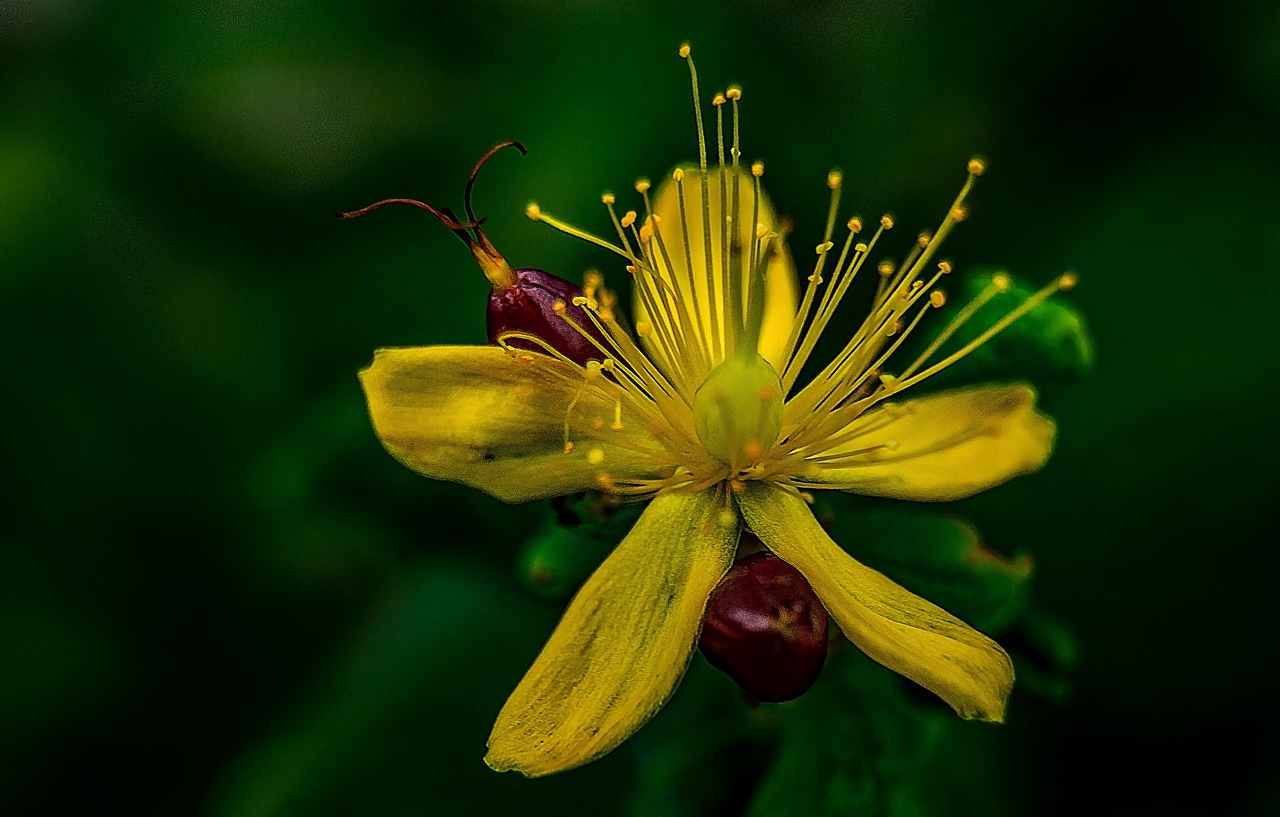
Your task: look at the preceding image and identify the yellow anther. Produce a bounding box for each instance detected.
[756,223,768,239]
[635,178,651,194]
[625,264,638,274]
[938,260,953,274]
[967,157,987,176]
[815,240,835,254]
[950,204,969,221]
[621,210,637,228]
[571,295,590,308]
[679,43,691,58]
[879,373,899,388]
[992,272,1012,291]
[751,161,764,177]
[601,358,616,372]
[848,217,863,233]
[564,441,575,454]
[880,214,895,229]
[639,224,654,244]
[596,473,616,491]
[584,269,603,290]
[611,401,623,430]
[602,192,616,205]
[673,167,685,182]
[526,203,542,220]
[636,320,653,337]
[917,231,932,248]
[1059,271,1079,290]
[712,93,726,106]
[930,290,947,308]
[553,300,567,315]
[827,170,843,188]
[726,86,742,100]
[854,242,869,253]
[585,360,603,379]
[587,448,605,465]
[877,259,895,277]
[799,491,815,505]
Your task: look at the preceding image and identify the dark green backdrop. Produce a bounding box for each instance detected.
[3,1,1278,815]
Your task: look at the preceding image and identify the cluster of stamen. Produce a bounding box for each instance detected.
[503,44,1076,506]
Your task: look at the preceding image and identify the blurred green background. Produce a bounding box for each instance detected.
[3,0,1278,814]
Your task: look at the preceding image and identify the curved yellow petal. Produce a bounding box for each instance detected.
[639,167,799,372]
[808,384,1055,501]
[359,345,663,503]
[738,483,1013,721]
[485,489,739,776]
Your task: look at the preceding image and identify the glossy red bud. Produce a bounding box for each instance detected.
[486,268,608,366]
[699,551,829,703]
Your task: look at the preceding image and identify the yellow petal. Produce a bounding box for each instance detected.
[738,483,1013,721]
[810,384,1055,501]
[359,345,663,503]
[640,167,799,371]
[485,489,739,776]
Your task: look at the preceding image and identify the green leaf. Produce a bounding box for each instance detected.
[517,493,646,599]
[911,267,1093,390]
[817,498,1034,633]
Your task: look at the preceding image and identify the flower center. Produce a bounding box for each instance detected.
[693,350,784,473]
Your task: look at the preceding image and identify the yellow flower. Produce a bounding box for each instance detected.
[359,46,1075,777]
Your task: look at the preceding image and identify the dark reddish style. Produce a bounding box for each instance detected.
[339,141,609,366]
[699,550,829,703]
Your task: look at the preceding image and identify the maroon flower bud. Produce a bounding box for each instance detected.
[699,550,829,703]
[339,142,609,366]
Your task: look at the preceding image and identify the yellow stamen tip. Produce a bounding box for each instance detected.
[712,93,726,106]
[993,272,1012,292]
[877,259,895,277]
[1059,271,1079,290]
[756,223,768,239]
[854,242,869,253]
[601,192,616,205]
[564,441,575,454]
[917,231,932,248]
[930,290,947,308]
[634,178,651,194]
[679,43,691,58]
[585,360,603,378]
[938,260,953,274]
[827,170,843,188]
[726,86,742,100]
[587,448,605,465]
[639,223,654,243]
[636,320,652,337]
[584,270,603,289]
[673,167,685,182]
[950,204,969,222]
[815,240,835,254]
[880,214,895,229]
[751,161,764,177]
[968,157,987,176]
[625,264,638,274]
[621,210,637,228]
[553,300,567,315]
[848,217,863,233]
[525,203,541,220]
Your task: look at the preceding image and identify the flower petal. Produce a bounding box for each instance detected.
[359,345,663,503]
[640,167,799,371]
[484,489,739,776]
[809,384,1055,501]
[739,483,1014,721]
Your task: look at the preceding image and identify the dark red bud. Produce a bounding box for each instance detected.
[699,551,829,703]
[486,268,609,366]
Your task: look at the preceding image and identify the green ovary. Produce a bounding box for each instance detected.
[693,352,785,469]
